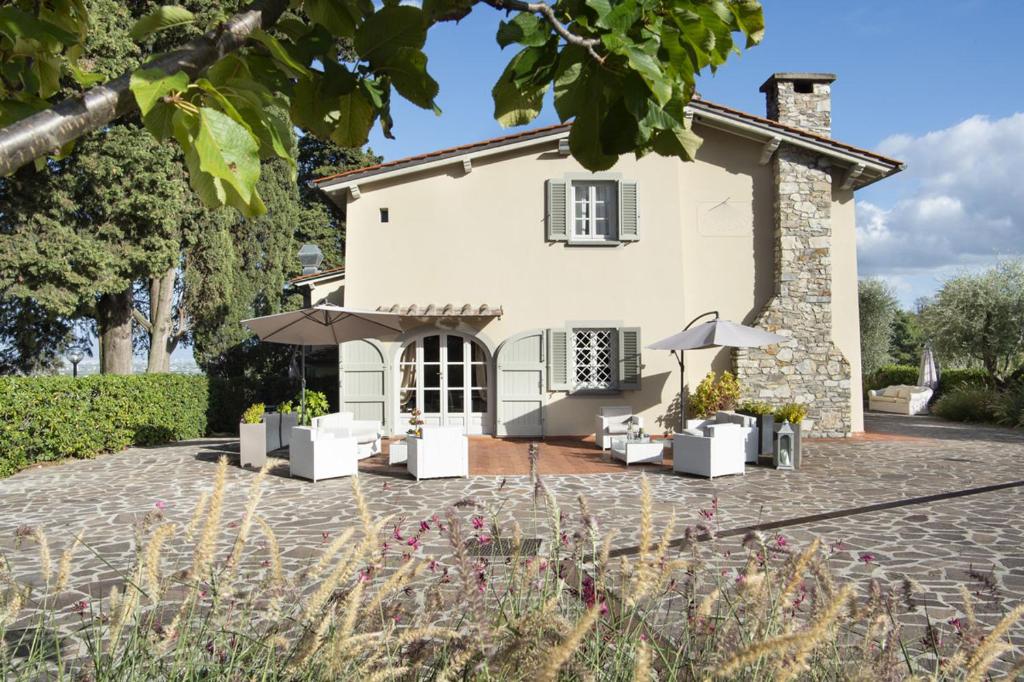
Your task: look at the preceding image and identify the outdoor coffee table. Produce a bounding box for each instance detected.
[610,437,665,466]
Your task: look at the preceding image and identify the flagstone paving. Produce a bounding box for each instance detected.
[1,413,1022,655]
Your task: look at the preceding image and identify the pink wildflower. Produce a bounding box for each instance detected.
[471,515,484,530]
[478,534,491,545]
[419,520,431,533]
[392,526,404,541]
[407,536,420,551]
[154,500,167,510]
[859,552,877,565]
[72,600,89,615]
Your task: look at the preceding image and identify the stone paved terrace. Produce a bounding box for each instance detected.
[1,413,1022,657]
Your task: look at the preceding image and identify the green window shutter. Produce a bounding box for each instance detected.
[547,328,570,390]
[618,327,641,389]
[546,179,569,241]
[618,181,639,241]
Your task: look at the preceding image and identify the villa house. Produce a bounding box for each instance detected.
[297,73,903,439]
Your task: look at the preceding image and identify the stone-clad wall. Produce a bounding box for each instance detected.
[765,80,833,138]
[736,145,852,437]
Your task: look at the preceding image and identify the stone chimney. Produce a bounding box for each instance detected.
[735,72,852,437]
[759,72,836,137]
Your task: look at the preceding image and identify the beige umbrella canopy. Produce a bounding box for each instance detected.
[242,305,408,421]
[647,311,786,432]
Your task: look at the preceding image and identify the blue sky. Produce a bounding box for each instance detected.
[367,0,1024,307]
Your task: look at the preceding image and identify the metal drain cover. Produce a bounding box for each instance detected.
[467,538,542,557]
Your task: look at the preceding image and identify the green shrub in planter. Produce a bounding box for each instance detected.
[294,389,329,425]
[933,387,996,423]
[773,403,808,424]
[241,403,266,424]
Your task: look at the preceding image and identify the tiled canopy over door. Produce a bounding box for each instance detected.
[339,340,387,428]
[496,330,546,437]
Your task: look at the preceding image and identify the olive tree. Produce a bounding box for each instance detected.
[858,278,898,375]
[920,260,1024,384]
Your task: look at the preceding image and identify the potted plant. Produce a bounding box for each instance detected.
[406,408,425,461]
[239,402,267,469]
[738,400,775,459]
[772,403,808,469]
[686,371,742,429]
[294,390,330,426]
[278,400,298,448]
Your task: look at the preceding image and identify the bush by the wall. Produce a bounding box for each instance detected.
[863,364,991,401]
[932,387,997,424]
[206,375,295,434]
[862,365,918,395]
[0,374,209,477]
[992,382,1024,428]
[938,367,990,394]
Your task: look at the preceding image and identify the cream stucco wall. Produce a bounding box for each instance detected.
[331,125,861,436]
[830,185,864,432]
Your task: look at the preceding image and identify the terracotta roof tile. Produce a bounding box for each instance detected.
[289,264,346,284]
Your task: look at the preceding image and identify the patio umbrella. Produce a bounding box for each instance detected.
[918,343,940,391]
[647,311,786,432]
[243,305,408,422]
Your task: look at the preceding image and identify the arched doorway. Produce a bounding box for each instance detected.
[397,332,492,435]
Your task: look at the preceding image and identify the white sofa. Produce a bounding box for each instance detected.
[595,406,643,450]
[289,426,358,482]
[407,426,469,480]
[673,422,745,479]
[311,412,382,459]
[868,385,933,415]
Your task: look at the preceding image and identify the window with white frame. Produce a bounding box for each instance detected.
[571,181,618,241]
[572,328,616,390]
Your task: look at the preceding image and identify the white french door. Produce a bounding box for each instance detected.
[398,334,491,435]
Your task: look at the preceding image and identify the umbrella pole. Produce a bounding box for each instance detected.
[300,344,306,425]
[677,350,686,433]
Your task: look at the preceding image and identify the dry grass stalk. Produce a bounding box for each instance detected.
[142,523,175,601]
[964,603,1024,681]
[634,637,652,681]
[54,531,83,592]
[255,514,285,587]
[539,605,601,681]
[225,461,271,575]
[184,490,209,542]
[190,456,227,581]
[363,559,427,619]
[778,538,820,608]
[307,528,356,582]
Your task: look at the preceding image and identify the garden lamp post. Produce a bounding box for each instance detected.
[67,347,85,378]
[295,244,324,423]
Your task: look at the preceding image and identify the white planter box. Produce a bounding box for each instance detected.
[388,440,408,465]
[239,422,267,469]
[264,412,282,453]
[280,413,298,448]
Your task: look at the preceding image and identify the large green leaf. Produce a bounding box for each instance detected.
[129,6,195,41]
[569,105,617,171]
[130,68,190,139]
[328,90,375,147]
[492,62,547,127]
[652,123,703,161]
[305,0,358,38]
[496,13,549,49]
[249,30,310,78]
[353,6,426,66]
[379,47,438,110]
[0,7,78,47]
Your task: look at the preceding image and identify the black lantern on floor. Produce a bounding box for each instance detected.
[774,420,795,470]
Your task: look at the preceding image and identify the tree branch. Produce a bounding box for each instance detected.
[131,307,153,333]
[481,0,605,63]
[0,0,290,176]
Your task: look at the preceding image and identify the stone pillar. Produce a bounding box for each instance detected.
[759,72,835,138]
[735,73,852,437]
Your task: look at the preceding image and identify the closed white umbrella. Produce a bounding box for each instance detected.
[243,305,408,422]
[647,311,787,432]
[918,343,939,390]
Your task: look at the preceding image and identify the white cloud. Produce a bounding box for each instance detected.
[857,113,1024,280]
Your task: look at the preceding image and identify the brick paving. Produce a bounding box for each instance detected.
[1,413,1022,656]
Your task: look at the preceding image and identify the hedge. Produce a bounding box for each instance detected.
[0,374,209,478]
[862,364,990,400]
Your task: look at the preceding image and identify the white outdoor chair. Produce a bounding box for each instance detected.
[407,426,469,480]
[595,406,643,450]
[289,426,358,482]
[311,412,382,459]
[673,422,745,479]
[868,385,933,415]
[695,411,759,463]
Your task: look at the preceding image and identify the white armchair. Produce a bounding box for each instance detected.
[868,385,933,415]
[311,412,382,459]
[595,406,643,450]
[673,423,745,479]
[710,411,759,463]
[407,426,469,480]
[289,426,358,482]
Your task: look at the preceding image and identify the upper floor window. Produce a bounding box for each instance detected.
[545,177,639,245]
[571,181,618,242]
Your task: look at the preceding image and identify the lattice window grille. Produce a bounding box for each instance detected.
[572,329,615,390]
